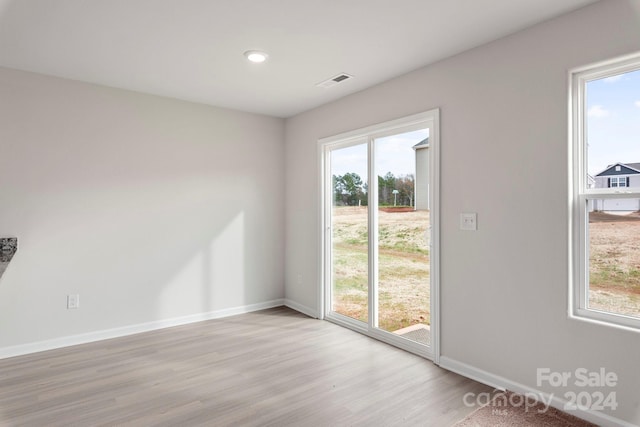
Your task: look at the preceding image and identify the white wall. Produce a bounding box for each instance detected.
[284,0,640,424]
[0,67,285,350]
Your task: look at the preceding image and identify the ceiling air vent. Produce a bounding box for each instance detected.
[316,73,354,88]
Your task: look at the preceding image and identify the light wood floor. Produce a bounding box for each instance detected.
[0,307,490,426]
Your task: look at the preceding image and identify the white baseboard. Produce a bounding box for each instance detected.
[284,298,318,318]
[0,299,285,360]
[439,356,636,427]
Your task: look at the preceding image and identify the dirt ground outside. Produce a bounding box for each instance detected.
[589,212,640,318]
[331,206,429,332]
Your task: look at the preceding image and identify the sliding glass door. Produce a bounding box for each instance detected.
[322,111,439,359]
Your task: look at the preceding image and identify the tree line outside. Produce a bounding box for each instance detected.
[333,172,415,207]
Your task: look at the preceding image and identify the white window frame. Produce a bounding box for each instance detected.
[318,109,441,362]
[570,52,640,331]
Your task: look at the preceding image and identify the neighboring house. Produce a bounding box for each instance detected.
[413,138,429,210]
[592,162,640,211]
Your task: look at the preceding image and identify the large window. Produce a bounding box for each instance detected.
[571,53,640,329]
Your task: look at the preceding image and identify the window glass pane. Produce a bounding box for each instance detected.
[583,64,640,324]
[588,211,640,319]
[586,69,640,191]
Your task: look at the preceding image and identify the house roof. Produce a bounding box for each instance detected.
[595,162,640,177]
[412,138,429,150]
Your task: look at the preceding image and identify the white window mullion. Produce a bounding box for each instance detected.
[368,137,379,330]
[576,195,589,315]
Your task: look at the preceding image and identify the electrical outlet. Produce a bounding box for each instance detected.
[67,294,80,309]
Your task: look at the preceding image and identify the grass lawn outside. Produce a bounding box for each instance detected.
[330,208,640,332]
[331,206,430,332]
[589,212,640,319]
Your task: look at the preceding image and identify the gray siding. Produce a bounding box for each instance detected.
[415,147,430,210]
[596,164,639,176]
[594,174,639,189]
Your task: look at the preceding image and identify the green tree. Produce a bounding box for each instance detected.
[378,172,396,205]
[333,173,365,206]
[395,174,415,207]
[333,174,345,205]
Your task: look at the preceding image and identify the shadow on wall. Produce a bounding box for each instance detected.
[0,63,284,347]
[1,171,273,338]
[0,136,282,348]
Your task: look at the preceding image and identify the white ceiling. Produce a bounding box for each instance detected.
[0,0,599,118]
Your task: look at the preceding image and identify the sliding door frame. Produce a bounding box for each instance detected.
[318,109,440,363]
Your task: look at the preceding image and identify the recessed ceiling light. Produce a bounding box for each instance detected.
[244,50,268,63]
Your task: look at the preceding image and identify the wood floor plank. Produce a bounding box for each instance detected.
[0,307,491,426]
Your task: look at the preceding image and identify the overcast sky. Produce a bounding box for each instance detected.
[330,129,428,181]
[587,68,640,175]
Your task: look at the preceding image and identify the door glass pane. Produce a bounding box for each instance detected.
[375,129,430,344]
[331,143,368,322]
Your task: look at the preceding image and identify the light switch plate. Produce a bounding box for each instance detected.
[67,294,80,309]
[460,213,477,231]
